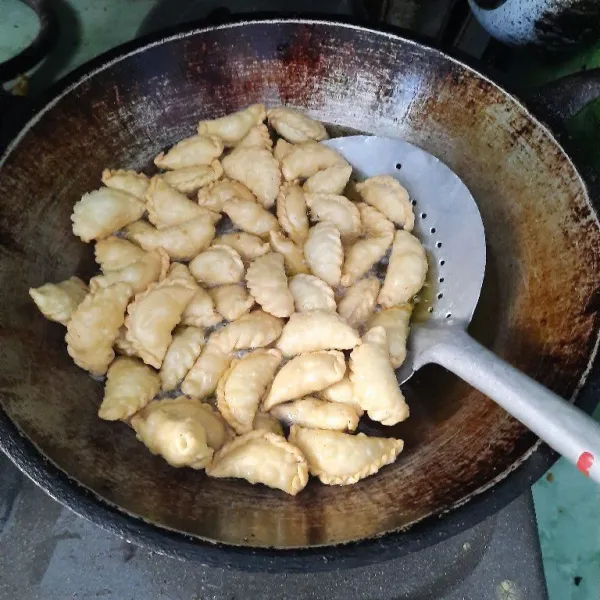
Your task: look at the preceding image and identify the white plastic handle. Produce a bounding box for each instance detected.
[414,324,600,483]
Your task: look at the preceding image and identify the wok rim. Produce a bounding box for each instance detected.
[0,16,598,571]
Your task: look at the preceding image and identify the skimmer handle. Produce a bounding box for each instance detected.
[414,324,600,483]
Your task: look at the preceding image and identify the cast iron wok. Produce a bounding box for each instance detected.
[1,19,600,571]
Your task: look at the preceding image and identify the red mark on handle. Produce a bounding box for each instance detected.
[577,452,594,476]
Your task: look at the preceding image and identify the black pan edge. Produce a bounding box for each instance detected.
[1,16,597,572]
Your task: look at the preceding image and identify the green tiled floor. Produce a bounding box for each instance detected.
[2,1,600,597]
[534,457,600,599]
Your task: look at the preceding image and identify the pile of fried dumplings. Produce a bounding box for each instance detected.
[29,104,428,496]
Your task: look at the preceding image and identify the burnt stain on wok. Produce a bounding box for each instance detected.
[406,55,600,455]
[417,62,600,347]
[277,25,326,102]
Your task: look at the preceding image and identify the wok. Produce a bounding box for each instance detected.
[1,18,600,571]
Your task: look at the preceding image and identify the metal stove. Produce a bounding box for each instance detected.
[1,454,547,599]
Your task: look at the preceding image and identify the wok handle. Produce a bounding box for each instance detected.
[0,0,59,84]
[0,1,59,146]
[527,68,600,124]
[415,324,600,483]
